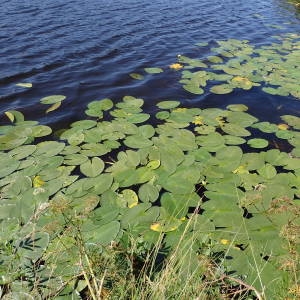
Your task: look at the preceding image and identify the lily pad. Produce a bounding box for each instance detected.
[226,104,248,112]
[80,157,105,177]
[40,95,66,104]
[210,84,233,94]
[247,138,269,148]
[156,100,181,109]
[144,67,163,74]
[130,73,144,80]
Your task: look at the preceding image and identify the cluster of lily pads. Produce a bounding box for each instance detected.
[181,33,300,97]
[131,33,300,99]
[0,94,299,298]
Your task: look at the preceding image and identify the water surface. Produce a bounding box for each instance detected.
[1,0,300,128]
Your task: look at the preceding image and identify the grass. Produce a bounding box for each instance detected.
[53,210,268,300]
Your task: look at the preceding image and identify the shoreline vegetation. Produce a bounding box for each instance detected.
[1,34,300,299]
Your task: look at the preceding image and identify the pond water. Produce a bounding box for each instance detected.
[1,0,300,129]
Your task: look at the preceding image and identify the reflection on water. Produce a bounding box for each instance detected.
[0,0,299,128]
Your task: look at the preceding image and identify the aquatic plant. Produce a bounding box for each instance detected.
[1,33,300,299]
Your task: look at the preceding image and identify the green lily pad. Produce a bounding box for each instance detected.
[183,84,204,95]
[247,138,269,148]
[210,84,233,94]
[138,183,160,203]
[64,153,88,165]
[226,104,248,112]
[208,55,223,63]
[144,67,163,74]
[281,115,300,130]
[8,145,36,160]
[258,163,277,180]
[126,113,150,124]
[251,122,278,133]
[156,100,181,109]
[275,130,294,139]
[130,73,144,80]
[221,123,251,137]
[224,135,246,145]
[80,157,105,177]
[35,141,65,157]
[156,111,170,120]
[71,120,97,129]
[0,156,20,178]
[124,135,153,149]
[40,95,66,104]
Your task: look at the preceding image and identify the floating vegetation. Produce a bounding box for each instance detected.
[0,94,299,298]
[1,32,300,298]
[169,63,183,70]
[129,72,144,80]
[16,82,32,88]
[175,33,300,97]
[136,33,300,99]
[39,94,67,114]
[144,67,164,74]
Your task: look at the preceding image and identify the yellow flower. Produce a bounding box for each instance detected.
[277,123,289,130]
[220,239,230,245]
[192,116,204,125]
[169,63,183,70]
[33,176,45,188]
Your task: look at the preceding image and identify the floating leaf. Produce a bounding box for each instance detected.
[247,138,269,148]
[40,95,66,104]
[156,100,180,109]
[45,101,61,113]
[121,189,139,208]
[124,135,153,149]
[80,157,105,177]
[281,115,300,130]
[226,104,248,112]
[31,125,52,137]
[4,110,24,123]
[251,122,278,133]
[183,84,204,94]
[144,67,163,74]
[138,183,159,202]
[221,123,251,137]
[208,55,223,63]
[16,82,32,88]
[210,84,233,94]
[130,73,144,80]
[156,111,170,120]
[258,163,277,180]
[231,76,253,90]
[147,160,160,170]
[82,220,120,246]
[150,216,183,233]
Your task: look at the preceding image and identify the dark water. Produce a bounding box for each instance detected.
[1,0,300,128]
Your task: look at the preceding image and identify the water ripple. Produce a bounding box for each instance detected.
[0,0,299,124]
